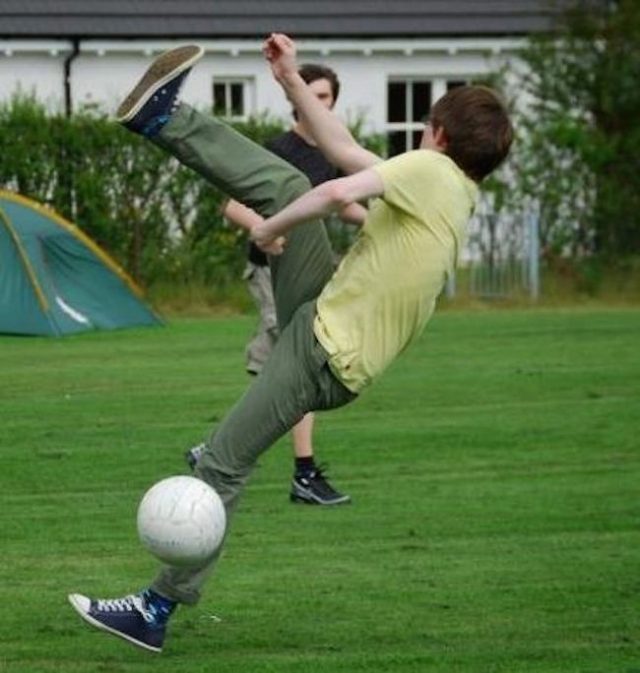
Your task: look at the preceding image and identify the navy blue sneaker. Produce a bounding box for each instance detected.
[68,591,170,653]
[116,45,204,137]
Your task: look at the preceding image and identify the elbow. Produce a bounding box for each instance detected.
[322,180,355,211]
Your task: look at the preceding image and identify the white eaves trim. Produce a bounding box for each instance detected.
[1,37,527,58]
[0,40,71,56]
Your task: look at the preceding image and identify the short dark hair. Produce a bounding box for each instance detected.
[298,63,340,102]
[429,85,513,182]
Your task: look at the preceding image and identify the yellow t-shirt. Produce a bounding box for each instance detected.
[313,150,478,393]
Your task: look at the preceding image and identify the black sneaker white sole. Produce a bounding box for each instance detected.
[290,480,351,506]
[184,442,205,470]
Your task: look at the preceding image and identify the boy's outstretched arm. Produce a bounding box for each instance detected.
[251,169,383,252]
[263,33,381,175]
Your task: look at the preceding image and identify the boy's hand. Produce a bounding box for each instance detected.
[262,33,298,84]
[250,223,286,256]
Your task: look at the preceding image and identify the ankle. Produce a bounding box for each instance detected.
[143,588,177,626]
[295,456,316,477]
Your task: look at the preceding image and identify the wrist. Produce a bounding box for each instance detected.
[252,220,274,243]
[279,70,304,91]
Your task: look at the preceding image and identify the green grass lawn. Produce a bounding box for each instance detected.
[1,308,639,673]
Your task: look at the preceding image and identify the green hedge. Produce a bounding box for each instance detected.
[1,95,383,294]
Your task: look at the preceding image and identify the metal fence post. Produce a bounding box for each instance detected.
[528,209,540,300]
[445,273,456,298]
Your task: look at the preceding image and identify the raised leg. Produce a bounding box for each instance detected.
[155,104,336,328]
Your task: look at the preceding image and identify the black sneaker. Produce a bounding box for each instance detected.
[290,466,351,506]
[68,591,166,653]
[116,44,204,137]
[185,442,205,470]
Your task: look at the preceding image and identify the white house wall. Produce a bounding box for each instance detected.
[0,38,520,132]
[0,41,69,108]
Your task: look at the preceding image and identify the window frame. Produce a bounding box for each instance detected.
[212,77,255,121]
[385,76,470,156]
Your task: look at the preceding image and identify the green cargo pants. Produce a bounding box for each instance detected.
[149,105,356,604]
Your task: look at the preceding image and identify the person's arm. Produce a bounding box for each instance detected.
[338,202,368,226]
[263,33,380,175]
[251,168,383,252]
[223,199,286,255]
[222,198,264,232]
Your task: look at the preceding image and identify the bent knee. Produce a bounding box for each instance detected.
[275,171,311,209]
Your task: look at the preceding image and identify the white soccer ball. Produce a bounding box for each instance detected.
[137,475,226,567]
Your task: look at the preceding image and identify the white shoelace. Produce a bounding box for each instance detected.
[96,595,154,623]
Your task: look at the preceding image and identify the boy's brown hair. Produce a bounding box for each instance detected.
[292,64,340,121]
[429,85,513,182]
[299,63,340,102]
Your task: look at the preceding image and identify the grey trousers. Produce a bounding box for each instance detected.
[150,105,356,604]
[243,262,278,375]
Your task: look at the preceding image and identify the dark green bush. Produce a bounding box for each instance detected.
[1,94,385,298]
[0,95,283,290]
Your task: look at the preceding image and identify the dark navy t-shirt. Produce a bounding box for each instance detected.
[248,130,339,266]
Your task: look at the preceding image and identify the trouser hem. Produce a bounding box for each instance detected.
[150,579,200,606]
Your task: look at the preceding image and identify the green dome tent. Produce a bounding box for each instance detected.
[0,190,162,336]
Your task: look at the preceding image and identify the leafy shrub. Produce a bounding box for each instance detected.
[0,94,385,300]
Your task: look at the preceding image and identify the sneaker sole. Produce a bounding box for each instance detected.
[289,489,351,506]
[67,594,162,654]
[116,45,204,122]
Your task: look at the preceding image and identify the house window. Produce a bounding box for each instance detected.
[386,79,431,157]
[386,78,470,157]
[212,79,253,120]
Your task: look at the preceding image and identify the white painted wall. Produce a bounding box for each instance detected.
[0,42,68,109]
[0,38,521,131]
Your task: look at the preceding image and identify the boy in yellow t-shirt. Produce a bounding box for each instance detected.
[68,35,513,653]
